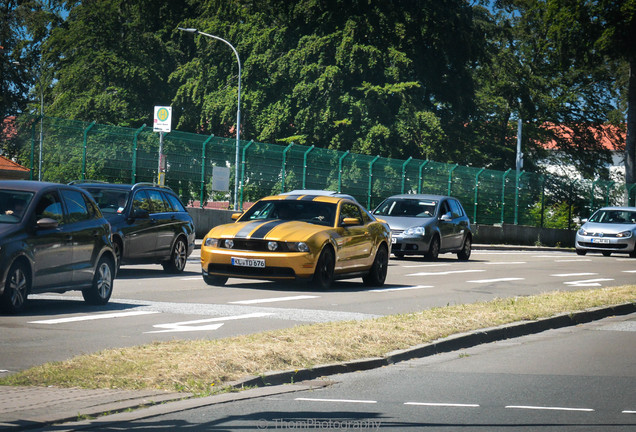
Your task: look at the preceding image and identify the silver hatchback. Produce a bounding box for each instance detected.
[372,194,472,260]
[575,206,636,257]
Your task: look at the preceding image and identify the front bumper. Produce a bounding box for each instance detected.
[200,247,318,281]
[390,234,431,255]
[575,234,636,253]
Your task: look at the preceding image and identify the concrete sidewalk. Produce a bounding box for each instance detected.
[1,303,634,431]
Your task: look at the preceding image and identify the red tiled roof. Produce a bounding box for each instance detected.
[539,123,625,151]
[0,155,29,173]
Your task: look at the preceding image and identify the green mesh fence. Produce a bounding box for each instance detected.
[12,115,634,228]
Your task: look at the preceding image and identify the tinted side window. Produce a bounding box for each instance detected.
[340,202,363,225]
[146,189,169,213]
[61,189,90,223]
[165,193,187,213]
[449,199,464,218]
[35,192,65,225]
[132,190,151,213]
[439,201,451,217]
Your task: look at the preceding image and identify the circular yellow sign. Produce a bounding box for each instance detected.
[157,107,170,122]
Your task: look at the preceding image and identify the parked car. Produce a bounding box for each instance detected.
[0,180,116,313]
[72,182,195,273]
[372,194,472,260]
[200,193,391,289]
[575,206,636,257]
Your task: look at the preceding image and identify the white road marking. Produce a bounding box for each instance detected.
[484,262,526,265]
[564,278,614,287]
[402,263,451,268]
[533,255,574,258]
[551,273,598,277]
[181,276,202,281]
[467,278,524,284]
[369,285,433,292]
[405,402,479,408]
[229,295,319,305]
[555,259,592,262]
[623,410,636,414]
[623,270,636,273]
[506,405,594,412]
[408,269,485,277]
[145,312,274,334]
[29,310,159,324]
[295,398,377,404]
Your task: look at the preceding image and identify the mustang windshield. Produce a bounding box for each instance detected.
[374,198,437,218]
[241,200,337,227]
[589,210,636,224]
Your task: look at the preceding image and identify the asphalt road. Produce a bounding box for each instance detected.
[1,248,635,374]
[105,313,636,432]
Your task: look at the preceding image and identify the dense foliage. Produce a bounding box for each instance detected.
[2,0,634,182]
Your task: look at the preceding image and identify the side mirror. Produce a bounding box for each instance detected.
[440,213,452,221]
[36,217,59,230]
[131,208,150,219]
[341,217,361,226]
[231,212,243,220]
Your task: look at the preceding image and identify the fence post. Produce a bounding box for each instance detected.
[200,134,214,208]
[514,171,525,225]
[281,142,294,193]
[81,121,96,181]
[473,168,485,224]
[418,160,429,194]
[628,184,636,207]
[447,164,458,196]
[540,175,546,228]
[368,155,380,209]
[605,181,614,206]
[239,140,254,209]
[131,124,145,184]
[30,121,37,180]
[590,180,599,214]
[401,157,412,194]
[501,169,511,224]
[338,150,350,192]
[302,145,315,189]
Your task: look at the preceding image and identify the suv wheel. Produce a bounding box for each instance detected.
[83,256,114,305]
[1,262,30,314]
[163,237,187,273]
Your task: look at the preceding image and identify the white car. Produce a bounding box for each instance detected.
[575,206,636,257]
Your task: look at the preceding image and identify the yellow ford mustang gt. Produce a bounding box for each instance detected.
[201,193,391,289]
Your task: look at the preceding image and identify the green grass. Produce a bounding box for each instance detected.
[1,285,634,396]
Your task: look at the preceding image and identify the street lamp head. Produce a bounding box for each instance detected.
[178,27,198,34]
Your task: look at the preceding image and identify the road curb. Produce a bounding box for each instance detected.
[230,301,636,389]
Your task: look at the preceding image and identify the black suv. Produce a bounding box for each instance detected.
[72,182,195,273]
[0,181,116,313]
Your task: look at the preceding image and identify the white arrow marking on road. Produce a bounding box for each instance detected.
[408,269,485,277]
[229,295,319,305]
[551,273,598,277]
[29,310,159,324]
[564,278,614,287]
[369,285,434,292]
[467,278,524,284]
[145,312,274,334]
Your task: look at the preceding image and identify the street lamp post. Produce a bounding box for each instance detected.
[178,27,242,211]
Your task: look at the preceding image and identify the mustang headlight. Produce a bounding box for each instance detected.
[616,230,633,238]
[404,226,426,236]
[267,241,278,251]
[288,242,310,252]
[204,238,219,247]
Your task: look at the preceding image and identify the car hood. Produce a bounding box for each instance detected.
[377,215,436,230]
[581,222,636,234]
[208,219,329,241]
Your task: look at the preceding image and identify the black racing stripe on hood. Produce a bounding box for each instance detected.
[235,221,268,238]
[249,219,287,239]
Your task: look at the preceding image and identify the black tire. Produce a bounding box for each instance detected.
[576,248,587,256]
[0,262,30,314]
[82,256,114,306]
[312,246,335,290]
[457,236,472,261]
[630,250,636,258]
[363,244,389,287]
[163,237,187,273]
[203,274,228,286]
[602,251,612,257]
[425,236,440,260]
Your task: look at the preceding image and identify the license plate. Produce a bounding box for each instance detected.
[231,257,265,268]
[392,237,397,244]
[591,238,610,244]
